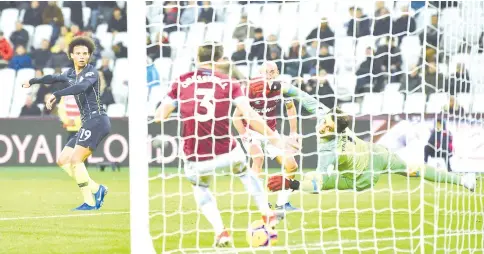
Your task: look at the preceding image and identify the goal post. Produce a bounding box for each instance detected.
[133,1,484,253]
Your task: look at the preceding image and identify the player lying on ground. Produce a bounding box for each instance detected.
[267,108,476,193]
[154,42,284,247]
[22,36,109,211]
[233,61,301,211]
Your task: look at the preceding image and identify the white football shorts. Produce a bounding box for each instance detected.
[246,129,284,160]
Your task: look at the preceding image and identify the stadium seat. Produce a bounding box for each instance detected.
[107,103,126,117]
[404,93,426,113]
[400,36,421,70]
[340,102,361,115]
[22,25,35,49]
[95,23,109,38]
[356,36,376,66]
[171,56,192,80]
[112,32,128,46]
[245,4,263,26]
[0,8,19,40]
[98,32,113,52]
[0,69,16,117]
[33,25,53,49]
[384,82,402,93]
[154,57,172,81]
[111,58,129,104]
[426,93,449,113]
[82,7,91,28]
[61,7,72,26]
[382,92,404,114]
[456,93,472,113]
[223,4,242,28]
[18,9,25,22]
[10,68,35,117]
[334,72,357,101]
[205,22,225,42]
[186,23,206,48]
[43,68,54,75]
[237,65,250,78]
[471,94,484,113]
[361,93,383,115]
[280,2,298,21]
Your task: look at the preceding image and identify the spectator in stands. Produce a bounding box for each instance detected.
[31,39,52,69]
[306,41,319,57]
[87,1,117,28]
[248,28,267,62]
[393,5,416,45]
[42,1,64,46]
[23,1,44,27]
[267,35,282,58]
[70,24,83,37]
[83,28,102,63]
[347,6,371,38]
[10,22,29,49]
[8,45,32,70]
[0,32,14,66]
[46,41,69,69]
[425,119,453,172]
[98,69,114,107]
[63,1,84,29]
[306,18,335,46]
[180,0,199,26]
[443,96,465,116]
[108,8,128,34]
[268,48,282,73]
[302,69,335,110]
[448,63,471,95]
[34,69,52,104]
[399,65,422,93]
[163,1,179,34]
[355,47,380,94]
[56,26,73,47]
[198,1,214,23]
[147,59,161,97]
[420,14,440,48]
[232,14,255,41]
[99,58,113,87]
[284,41,303,77]
[373,7,391,37]
[375,36,402,90]
[112,42,127,58]
[42,93,54,116]
[300,47,315,75]
[20,95,41,117]
[317,44,335,74]
[231,41,247,65]
[424,60,446,95]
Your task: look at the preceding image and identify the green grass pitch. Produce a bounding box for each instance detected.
[0,167,482,253]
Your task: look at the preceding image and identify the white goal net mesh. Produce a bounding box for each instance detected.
[137,1,484,253]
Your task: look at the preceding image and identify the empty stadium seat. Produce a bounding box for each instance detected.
[112,32,128,46]
[245,4,263,26]
[98,32,113,51]
[404,93,426,113]
[400,36,421,70]
[107,103,126,117]
[361,93,383,115]
[43,68,54,75]
[82,7,91,28]
[205,22,225,42]
[171,56,192,80]
[382,92,404,114]
[33,25,53,49]
[22,25,35,49]
[0,69,16,117]
[95,23,109,38]
[426,93,449,113]
[340,102,361,115]
[154,57,172,81]
[334,73,357,101]
[471,94,484,113]
[0,8,19,40]
[186,23,206,48]
[10,68,35,117]
[456,93,472,113]
[61,7,72,26]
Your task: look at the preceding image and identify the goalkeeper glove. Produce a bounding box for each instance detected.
[267,175,300,191]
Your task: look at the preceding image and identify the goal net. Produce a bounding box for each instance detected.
[130,0,484,253]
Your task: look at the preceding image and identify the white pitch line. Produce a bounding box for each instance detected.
[0,211,129,221]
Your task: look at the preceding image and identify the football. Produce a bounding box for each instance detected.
[246,220,278,247]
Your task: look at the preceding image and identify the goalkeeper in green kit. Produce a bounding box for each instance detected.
[267,105,477,194]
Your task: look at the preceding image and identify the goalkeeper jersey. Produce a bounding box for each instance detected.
[317,128,371,179]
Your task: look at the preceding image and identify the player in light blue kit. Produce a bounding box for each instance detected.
[23,37,109,210]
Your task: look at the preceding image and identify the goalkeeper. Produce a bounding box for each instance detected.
[267,107,477,193]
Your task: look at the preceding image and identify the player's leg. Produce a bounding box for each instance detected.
[56,135,77,178]
[249,142,265,176]
[274,155,299,210]
[184,162,229,247]
[71,116,110,210]
[301,171,354,192]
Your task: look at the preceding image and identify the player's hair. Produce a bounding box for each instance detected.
[67,36,96,60]
[331,108,351,134]
[198,42,223,63]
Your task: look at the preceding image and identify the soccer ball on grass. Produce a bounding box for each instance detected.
[246,220,278,247]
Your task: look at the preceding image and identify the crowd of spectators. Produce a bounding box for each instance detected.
[0,1,127,117]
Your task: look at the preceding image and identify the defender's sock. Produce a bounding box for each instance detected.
[193,185,225,235]
[423,165,460,185]
[73,163,95,206]
[239,170,271,214]
[276,190,292,207]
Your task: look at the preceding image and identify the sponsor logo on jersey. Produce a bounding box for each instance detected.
[79,77,84,82]
[85,72,95,77]
[181,75,228,89]
[253,106,276,113]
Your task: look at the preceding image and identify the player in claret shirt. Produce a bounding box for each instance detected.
[154,42,284,247]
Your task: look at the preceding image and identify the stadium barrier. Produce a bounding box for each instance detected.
[1,115,483,171]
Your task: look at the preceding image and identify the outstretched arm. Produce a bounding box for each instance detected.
[154,99,177,123]
[282,82,330,115]
[232,107,247,136]
[285,100,298,134]
[29,74,69,85]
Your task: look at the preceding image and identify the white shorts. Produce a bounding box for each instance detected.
[184,145,247,187]
[247,129,283,160]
